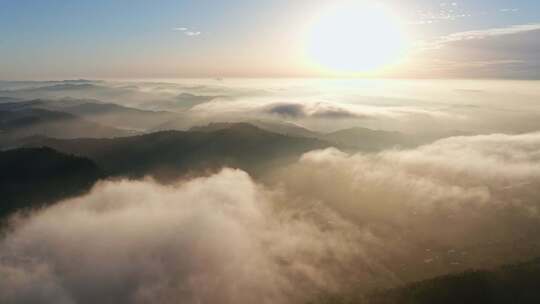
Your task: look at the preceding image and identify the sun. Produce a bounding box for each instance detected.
[306,2,410,75]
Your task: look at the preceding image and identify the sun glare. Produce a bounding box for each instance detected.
[306,2,410,75]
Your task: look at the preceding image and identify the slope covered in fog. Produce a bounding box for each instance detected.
[0,107,132,147]
[0,98,180,131]
[322,127,415,151]
[57,101,178,130]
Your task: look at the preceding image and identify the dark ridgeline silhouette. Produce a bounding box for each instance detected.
[375,257,540,304]
[0,123,329,218]
[22,123,330,180]
[0,147,103,220]
[308,258,540,304]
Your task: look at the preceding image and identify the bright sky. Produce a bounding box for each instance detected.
[1,0,539,79]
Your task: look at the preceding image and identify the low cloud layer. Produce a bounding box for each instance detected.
[0,170,377,304]
[2,132,540,303]
[263,102,367,119]
[270,133,540,273]
[2,79,540,135]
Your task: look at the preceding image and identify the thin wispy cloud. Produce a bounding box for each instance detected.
[173,26,202,37]
[412,1,471,25]
[418,23,540,50]
[185,31,201,36]
[499,8,519,13]
[411,3,521,26]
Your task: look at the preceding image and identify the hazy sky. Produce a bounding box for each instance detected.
[1,0,539,79]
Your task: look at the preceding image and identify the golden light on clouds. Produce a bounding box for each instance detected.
[305,1,411,76]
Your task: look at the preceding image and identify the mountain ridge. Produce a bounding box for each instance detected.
[22,123,331,180]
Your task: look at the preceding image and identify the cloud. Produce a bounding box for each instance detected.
[405,23,540,78]
[419,23,540,50]
[261,102,461,124]
[3,132,540,303]
[412,2,472,25]
[264,103,305,118]
[411,4,520,26]
[499,8,519,13]
[185,31,201,36]
[262,102,369,119]
[413,58,526,73]
[0,169,379,304]
[173,27,202,37]
[188,97,467,134]
[268,132,540,277]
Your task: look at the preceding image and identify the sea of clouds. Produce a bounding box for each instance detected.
[2,78,540,134]
[2,131,540,303]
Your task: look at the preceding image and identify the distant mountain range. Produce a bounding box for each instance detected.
[0,83,137,101]
[0,97,475,181]
[0,82,224,112]
[0,107,133,147]
[0,98,179,131]
[1,97,468,153]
